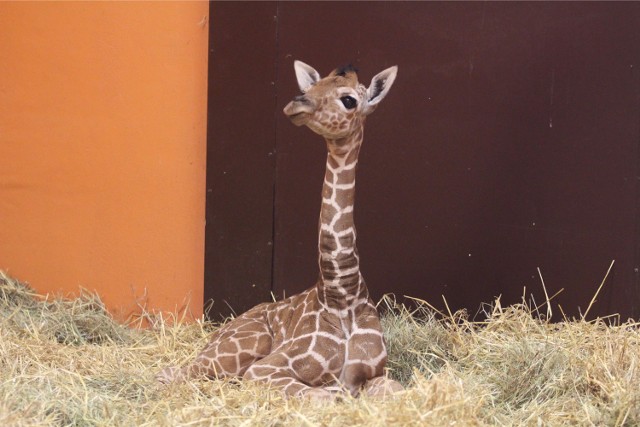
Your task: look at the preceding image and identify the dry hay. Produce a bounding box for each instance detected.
[0,271,638,426]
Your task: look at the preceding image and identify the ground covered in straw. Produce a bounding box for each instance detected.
[0,271,638,426]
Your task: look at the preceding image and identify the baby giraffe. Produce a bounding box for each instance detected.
[157,60,401,400]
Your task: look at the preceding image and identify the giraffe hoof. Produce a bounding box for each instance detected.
[156,366,183,384]
[363,376,404,399]
[299,388,336,402]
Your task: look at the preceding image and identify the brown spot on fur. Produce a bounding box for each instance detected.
[292,355,324,380]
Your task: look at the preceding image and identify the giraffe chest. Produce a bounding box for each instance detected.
[272,315,347,380]
[265,299,386,387]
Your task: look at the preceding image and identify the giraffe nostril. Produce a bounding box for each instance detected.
[294,95,313,105]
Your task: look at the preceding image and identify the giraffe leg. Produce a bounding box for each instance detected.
[157,306,273,384]
[242,351,337,401]
[362,376,404,399]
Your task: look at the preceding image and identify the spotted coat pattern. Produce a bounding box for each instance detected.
[157,61,401,400]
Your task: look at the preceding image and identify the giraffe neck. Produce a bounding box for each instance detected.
[316,127,369,311]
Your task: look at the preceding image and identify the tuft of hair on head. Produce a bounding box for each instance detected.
[335,63,359,77]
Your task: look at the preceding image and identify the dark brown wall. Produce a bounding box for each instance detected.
[207,2,640,320]
[205,2,277,318]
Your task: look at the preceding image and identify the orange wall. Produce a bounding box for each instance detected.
[0,2,209,320]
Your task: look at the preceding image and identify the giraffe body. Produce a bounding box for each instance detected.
[158,61,401,399]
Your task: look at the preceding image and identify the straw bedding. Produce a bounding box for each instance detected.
[1,271,638,426]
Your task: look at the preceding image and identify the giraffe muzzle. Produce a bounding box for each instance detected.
[283,97,316,126]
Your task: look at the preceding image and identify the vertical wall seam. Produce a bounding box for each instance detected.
[270,1,281,299]
[634,58,640,319]
[204,1,213,294]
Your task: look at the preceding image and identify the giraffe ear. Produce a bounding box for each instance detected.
[294,60,320,93]
[363,65,398,115]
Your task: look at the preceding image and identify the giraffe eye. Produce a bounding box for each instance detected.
[340,96,357,109]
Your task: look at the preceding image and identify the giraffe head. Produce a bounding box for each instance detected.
[283,61,398,142]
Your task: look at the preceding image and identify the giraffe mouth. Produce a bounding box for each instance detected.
[287,112,310,126]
